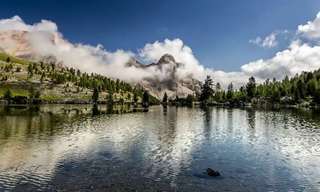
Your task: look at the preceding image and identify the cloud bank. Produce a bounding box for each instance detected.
[1,13,320,89]
[244,12,320,82]
[298,12,320,39]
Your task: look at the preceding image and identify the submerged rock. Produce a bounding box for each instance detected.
[206,168,220,177]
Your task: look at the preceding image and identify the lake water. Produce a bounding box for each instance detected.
[0,105,319,192]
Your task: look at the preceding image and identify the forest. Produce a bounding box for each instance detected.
[198,69,320,107]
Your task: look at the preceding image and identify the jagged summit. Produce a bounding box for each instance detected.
[126,54,177,69]
[158,53,175,64]
[125,54,200,99]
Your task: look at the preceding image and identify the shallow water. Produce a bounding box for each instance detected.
[0,105,319,191]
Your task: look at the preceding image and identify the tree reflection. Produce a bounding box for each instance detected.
[91,104,100,116]
[202,106,212,139]
[247,108,256,129]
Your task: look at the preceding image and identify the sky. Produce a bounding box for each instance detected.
[0,0,319,71]
[1,0,320,87]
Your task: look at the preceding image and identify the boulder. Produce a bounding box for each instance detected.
[206,168,220,177]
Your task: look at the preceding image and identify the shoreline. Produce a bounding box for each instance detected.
[2,100,320,111]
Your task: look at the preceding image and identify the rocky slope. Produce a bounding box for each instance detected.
[126,54,201,99]
[0,30,32,57]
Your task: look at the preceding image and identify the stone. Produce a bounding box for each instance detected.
[206,168,220,177]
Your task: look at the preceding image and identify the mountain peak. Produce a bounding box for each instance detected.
[158,54,175,64]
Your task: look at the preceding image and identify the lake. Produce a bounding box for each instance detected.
[0,105,319,192]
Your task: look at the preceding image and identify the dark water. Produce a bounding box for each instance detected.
[0,105,320,192]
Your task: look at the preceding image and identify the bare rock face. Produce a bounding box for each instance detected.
[0,30,33,58]
[0,30,66,59]
[158,53,175,64]
[126,54,200,99]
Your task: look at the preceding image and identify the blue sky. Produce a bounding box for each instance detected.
[0,0,320,71]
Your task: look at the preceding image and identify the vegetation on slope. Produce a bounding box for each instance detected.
[0,52,159,105]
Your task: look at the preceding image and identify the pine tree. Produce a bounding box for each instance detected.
[162,92,168,103]
[227,83,234,100]
[142,91,149,108]
[186,94,194,106]
[133,92,138,104]
[3,89,12,103]
[246,76,256,100]
[92,87,99,104]
[200,75,214,103]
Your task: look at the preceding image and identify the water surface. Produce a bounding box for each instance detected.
[0,105,319,191]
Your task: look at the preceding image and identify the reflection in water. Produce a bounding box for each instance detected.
[247,109,256,129]
[92,104,100,116]
[0,105,319,191]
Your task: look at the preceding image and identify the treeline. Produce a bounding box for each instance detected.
[1,57,159,105]
[198,69,320,107]
[161,92,195,107]
[27,62,134,93]
[27,61,158,104]
[2,87,41,105]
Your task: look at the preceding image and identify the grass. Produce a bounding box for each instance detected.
[0,52,30,65]
[0,87,29,97]
[40,94,65,101]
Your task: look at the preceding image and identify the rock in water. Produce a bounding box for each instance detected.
[206,168,220,177]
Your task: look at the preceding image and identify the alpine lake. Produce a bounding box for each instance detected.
[0,104,319,192]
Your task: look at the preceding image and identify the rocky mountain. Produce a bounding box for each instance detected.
[126,54,201,99]
[0,30,200,99]
[0,30,33,58]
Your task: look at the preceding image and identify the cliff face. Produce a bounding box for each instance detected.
[0,31,200,99]
[126,54,201,99]
[0,30,33,58]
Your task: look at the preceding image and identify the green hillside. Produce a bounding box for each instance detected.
[0,52,159,104]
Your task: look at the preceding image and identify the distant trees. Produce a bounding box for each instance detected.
[226,83,233,100]
[92,87,99,104]
[186,94,194,106]
[29,87,41,100]
[162,92,168,103]
[133,92,138,104]
[27,63,34,78]
[20,61,156,104]
[142,91,149,108]
[107,91,113,106]
[214,82,223,102]
[28,87,41,104]
[203,69,320,107]
[246,76,256,101]
[200,75,214,104]
[3,89,12,103]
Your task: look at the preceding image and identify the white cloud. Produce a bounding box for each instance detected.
[0,16,154,82]
[298,12,320,39]
[1,13,320,90]
[139,39,207,80]
[249,36,262,46]
[242,40,320,80]
[243,12,320,81]
[249,32,278,48]
[0,15,57,32]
